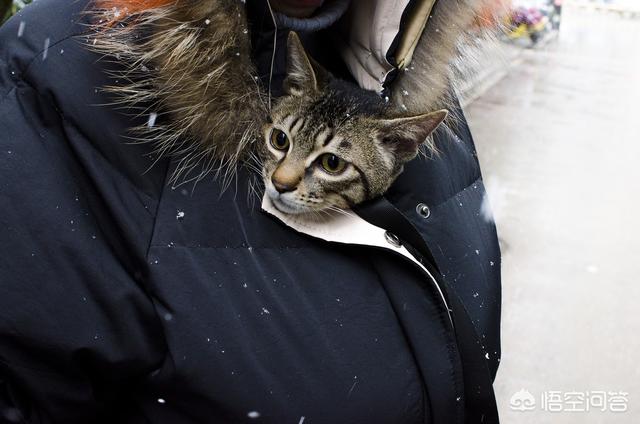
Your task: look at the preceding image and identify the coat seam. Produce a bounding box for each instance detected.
[434,175,483,211]
[145,165,172,259]
[367,255,431,423]
[1,46,158,211]
[148,244,313,250]
[62,116,158,211]
[21,31,90,77]
[0,84,17,107]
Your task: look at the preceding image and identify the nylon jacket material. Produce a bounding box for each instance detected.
[0,1,501,423]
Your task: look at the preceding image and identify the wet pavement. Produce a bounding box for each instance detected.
[465,7,640,423]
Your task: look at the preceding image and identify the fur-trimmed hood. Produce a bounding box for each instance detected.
[90,0,493,184]
[91,0,266,186]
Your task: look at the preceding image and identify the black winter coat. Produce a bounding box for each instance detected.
[0,0,501,423]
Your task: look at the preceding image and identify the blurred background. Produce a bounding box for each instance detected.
[0,0,30,24]
[462,0,640,422]
[2,0,638,422]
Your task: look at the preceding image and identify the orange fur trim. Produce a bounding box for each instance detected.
[96,0,176,15]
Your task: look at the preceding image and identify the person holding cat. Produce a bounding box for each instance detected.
[0,0,502,423]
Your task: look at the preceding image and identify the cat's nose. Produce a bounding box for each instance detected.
[271,165,301,193]
[271,177,298,193]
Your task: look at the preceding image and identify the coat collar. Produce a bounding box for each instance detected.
[261,193,453,326]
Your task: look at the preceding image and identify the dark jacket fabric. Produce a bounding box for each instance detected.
[0,1,501,423]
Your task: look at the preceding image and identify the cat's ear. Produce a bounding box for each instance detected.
[377,110,448,161]
[284,32,328,95]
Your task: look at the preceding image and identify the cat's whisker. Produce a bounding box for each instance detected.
[326,205,355,218]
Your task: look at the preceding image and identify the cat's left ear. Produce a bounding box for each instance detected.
[283,32,328,96]
[377,110,449,161]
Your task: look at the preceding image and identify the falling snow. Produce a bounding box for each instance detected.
[42,38,50,60]
[148,112,158,128]
[586,265,599,274]
[347,379,358,397]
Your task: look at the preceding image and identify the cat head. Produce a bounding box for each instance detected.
[262,32,447,215]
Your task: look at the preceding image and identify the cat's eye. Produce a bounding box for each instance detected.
[270,129,290,151]
[319,154,347,174]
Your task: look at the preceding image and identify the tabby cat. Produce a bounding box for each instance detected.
[262,33,448,215]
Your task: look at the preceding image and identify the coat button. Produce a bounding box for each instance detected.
[384,231,402,247]
[416,203,431,219]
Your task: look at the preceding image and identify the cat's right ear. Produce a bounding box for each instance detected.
[377,110,448,162]
[284,32,325,96]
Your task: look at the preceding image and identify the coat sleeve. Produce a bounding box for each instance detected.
[0,50,166,424]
